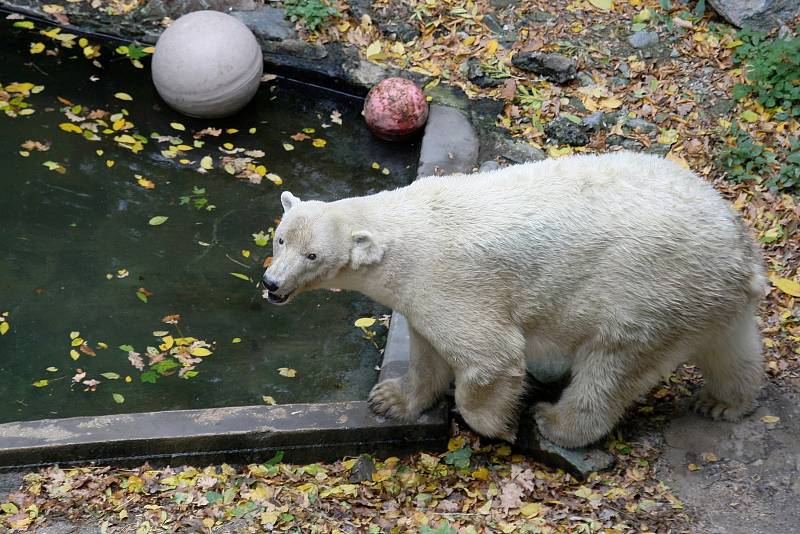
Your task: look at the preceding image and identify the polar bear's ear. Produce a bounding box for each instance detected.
[281,191,301,212]
[350,230,385,269]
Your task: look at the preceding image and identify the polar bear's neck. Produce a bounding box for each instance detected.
[319,192,416,313]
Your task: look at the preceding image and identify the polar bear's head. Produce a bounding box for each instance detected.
[261,191,384,305]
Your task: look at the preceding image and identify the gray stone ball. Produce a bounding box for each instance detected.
[152,10,263,119]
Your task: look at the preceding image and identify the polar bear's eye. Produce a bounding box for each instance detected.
[307,253,317,261]
[278,238,284,245]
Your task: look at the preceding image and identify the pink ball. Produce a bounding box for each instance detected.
[363,78,429,141]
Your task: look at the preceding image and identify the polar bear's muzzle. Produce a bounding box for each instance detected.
[265,290,293,305]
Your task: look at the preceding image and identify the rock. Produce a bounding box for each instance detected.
[348,454,376,483]
[482,13,504,34]
[583,111,605,131]
[707,0,800,31]
[606,135,643,151]
[500,138,546,164]
[232,7,296,42]
[465,58,504,88]
[418,106,480,176]
[349,0,420,41]
[544,116,589,146]
[627,31,660,49]
[516,406,615,479]
[139,0,258,20]
[625,117,658,134]
[490,0,517,8]
[512,52,577,84]
[479,160,502,172]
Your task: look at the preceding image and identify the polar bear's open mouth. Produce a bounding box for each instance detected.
[264,290,293,305]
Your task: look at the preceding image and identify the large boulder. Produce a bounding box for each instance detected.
[707,0,800,31]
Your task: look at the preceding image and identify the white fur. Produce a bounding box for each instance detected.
[264,152,765,447]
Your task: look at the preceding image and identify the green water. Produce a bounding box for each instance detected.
[0,21,419,423]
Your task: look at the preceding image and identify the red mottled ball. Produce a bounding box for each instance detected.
[363,78,429,141]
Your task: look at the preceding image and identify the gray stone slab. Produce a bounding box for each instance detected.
[417,105,479,177]
[0,401,448,470]
[708,0,799,30]
[232,6,296,42]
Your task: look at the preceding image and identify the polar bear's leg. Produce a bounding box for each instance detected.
[533,351,644,448]
[453,367,527,442]
[691,304,763,421]
[368,328,454,421]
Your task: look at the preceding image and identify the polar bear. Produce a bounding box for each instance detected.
[262,152,765,448]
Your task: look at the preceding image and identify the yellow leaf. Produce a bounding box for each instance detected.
[170,122,185,131]
[312,138,327,148]
[242,249,251,258]
[71,337,84,347]
[200,155,213,170]
[282,143,294,151]
[485,39,499,56]
[588,0,614,10]
[70,349,80,360]
[761,415,780,424]
[658,128,679,145]
[5,82,34,93]
[366,40,383,60]
[160,335,174,350]
[772,277,800,297]
[598,96,623,110]
[70,331,80,339]
[262,395,276,405]
[0,322,8,335]
[687,463,701,471]
[189,347,212,357]
[354,317,376,328]
[232,337,242,343]
[278,367,297,378]
[30,42,45,54]
[371,162,380,169]
[136,175,155,189]
[520,502,542,518]
[471,467,490,480]
[106,160,115,168]
[114,92,133,101]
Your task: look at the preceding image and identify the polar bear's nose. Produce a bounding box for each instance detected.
[262,275,279,293]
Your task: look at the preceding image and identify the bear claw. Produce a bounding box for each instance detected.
[691,390,747,421]
[368,378,413,421]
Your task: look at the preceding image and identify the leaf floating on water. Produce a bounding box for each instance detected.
[30,42,45,54]
[70,349,80,361]
[312,138,327,148]
[112,393,125,404]
[262,395,276,405]
[101,372,120,380]
[13,20,35,29]
[136,175,155,189]
[354,317,376,328]
[189,347,212,357]
[252,231,269,247]
[0,322,8,336]
[114,92,133,101]
[148,216,169,226]
[282,143,294,151]
[46,367,58,372]
[232,337,242,344]
[277,367,297,378]
[162,314,181,324]
[43,161,66,174]
[32,379,49,387]
[230,272,252,282]
[170,122,186,131]
[200,155,213,170]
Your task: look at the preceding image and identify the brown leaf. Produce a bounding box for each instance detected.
[500,79,517,101]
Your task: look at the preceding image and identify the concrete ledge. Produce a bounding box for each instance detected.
[0,401,448,470]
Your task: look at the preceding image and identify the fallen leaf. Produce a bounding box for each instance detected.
[761,415,780,424]
[114,92,133,101]
[148,216,169,226]
[772,277,800,297]
[278,367,297,378]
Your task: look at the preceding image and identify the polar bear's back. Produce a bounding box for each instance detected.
[386,151,762,337]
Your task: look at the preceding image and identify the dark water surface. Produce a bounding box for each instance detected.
[0,21,419,423]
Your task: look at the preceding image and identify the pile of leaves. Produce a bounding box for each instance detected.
[1,430,689,532]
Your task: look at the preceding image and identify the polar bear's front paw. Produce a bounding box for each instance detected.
[368,378,416,421]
